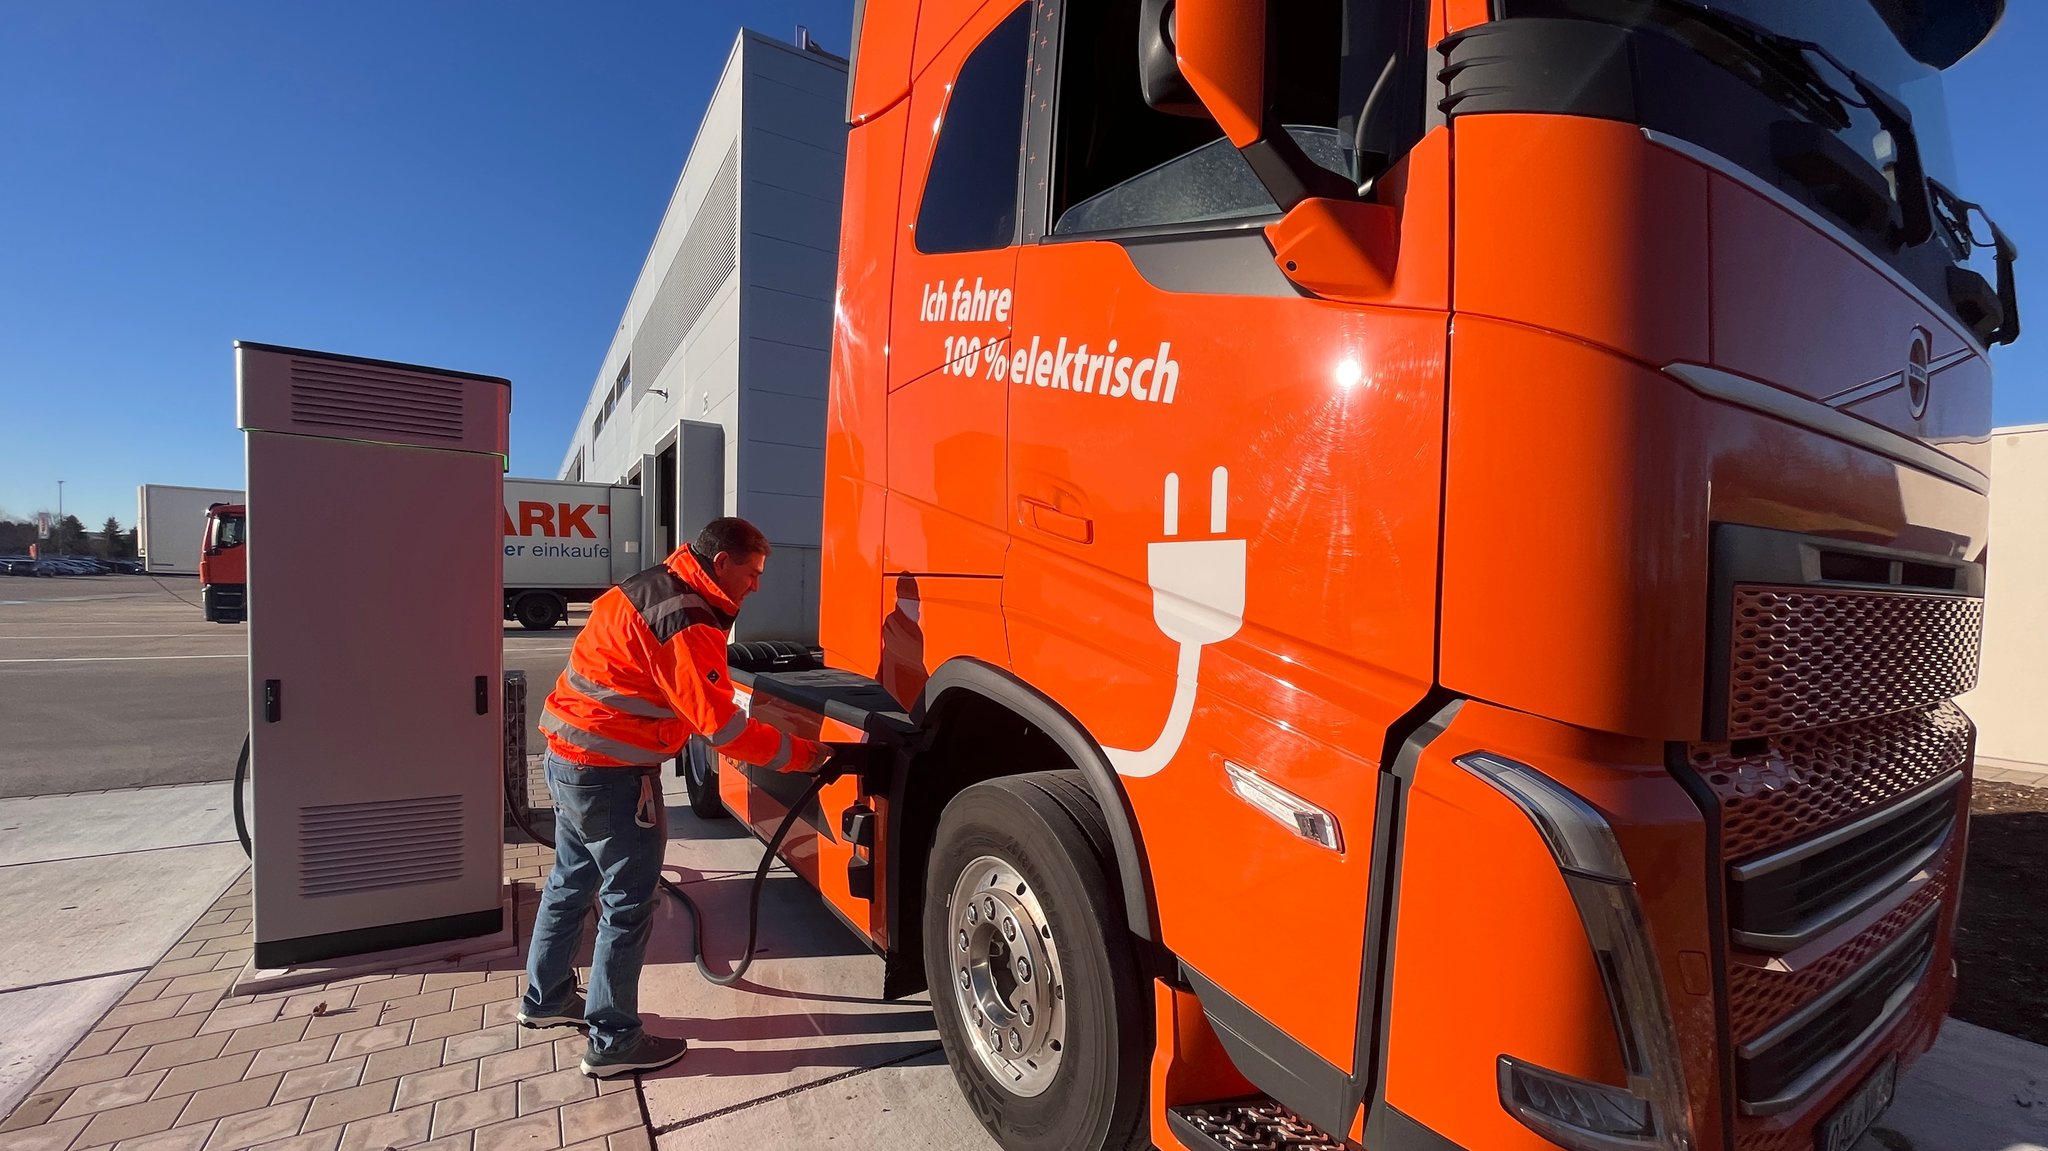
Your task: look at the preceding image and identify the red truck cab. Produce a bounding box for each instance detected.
[201,502,246,624]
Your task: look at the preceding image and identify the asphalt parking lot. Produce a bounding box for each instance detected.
[0,575,577,798]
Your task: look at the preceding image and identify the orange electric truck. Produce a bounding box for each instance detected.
[702,2,2022,1150]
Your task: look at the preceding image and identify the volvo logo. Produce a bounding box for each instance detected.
[1905,329,1932,420]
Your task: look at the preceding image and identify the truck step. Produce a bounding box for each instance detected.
[1166,1099,1353,1151]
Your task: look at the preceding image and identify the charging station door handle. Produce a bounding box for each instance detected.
[264,679,282,723]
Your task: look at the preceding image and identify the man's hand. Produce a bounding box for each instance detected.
[782,738,835,775]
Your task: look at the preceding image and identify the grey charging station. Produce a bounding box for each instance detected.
[237,341,511,970]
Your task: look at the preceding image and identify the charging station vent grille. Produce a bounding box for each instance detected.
[288,357,467,441]
[299,795,466,897]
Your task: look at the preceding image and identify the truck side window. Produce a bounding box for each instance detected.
[1051,0,1425,237]
[914,4,1032,254]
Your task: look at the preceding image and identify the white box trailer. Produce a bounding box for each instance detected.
[138,483,245,574]
[503,478,643,629]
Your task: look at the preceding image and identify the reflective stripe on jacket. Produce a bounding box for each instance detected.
[540,547,819,771]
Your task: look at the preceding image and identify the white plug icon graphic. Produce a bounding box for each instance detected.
[1106,467,1247,778]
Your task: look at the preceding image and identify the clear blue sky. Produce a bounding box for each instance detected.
[0,3,2042,529]
[0,1,853,529]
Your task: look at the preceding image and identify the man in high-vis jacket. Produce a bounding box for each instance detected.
[520,517,831,1077]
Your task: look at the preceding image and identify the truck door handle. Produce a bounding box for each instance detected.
[264,679,282,723]
[475,676,489,716]
[1019,497,1093,544]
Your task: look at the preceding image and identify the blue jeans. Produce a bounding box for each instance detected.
[522,750,664,1056]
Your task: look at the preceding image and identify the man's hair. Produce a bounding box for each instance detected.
[695,517,771,561]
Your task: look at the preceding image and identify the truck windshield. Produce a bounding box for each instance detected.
[1679,0,1955,185]
[1498,0,2018,341]
[1508,0,1956,187]
[215,516,244,549]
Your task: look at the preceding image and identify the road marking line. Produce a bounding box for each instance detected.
[0,654,246,664]
[0,840,241,870]
[0,634,235,641]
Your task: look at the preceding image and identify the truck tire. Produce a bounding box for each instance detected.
[924,772,1148,1151]
[513,592,563,631]
[681,736,727,819]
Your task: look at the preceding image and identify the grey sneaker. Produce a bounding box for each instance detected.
[579,1034,688,1078]
[516,991,587,1029]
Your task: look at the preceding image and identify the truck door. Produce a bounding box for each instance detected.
[1000,0,1450,1123]
[881,1,1031,669]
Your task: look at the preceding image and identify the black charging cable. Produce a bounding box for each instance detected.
[233,732,252,858]
[509,746,860,988]
[233,724,858,989]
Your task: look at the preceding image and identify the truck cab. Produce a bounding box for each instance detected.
[714,2,2018,1149]
[200,502,246,624]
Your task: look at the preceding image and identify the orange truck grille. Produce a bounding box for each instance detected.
[1726,586,1982,739]
[1689,703,1970,861]
[1680,580,1982,1144]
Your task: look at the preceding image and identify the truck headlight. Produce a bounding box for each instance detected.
[1459,752,1696,1151]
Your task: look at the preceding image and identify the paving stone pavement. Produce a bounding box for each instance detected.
[6,757,2041,1151]
[0,843,649,1151]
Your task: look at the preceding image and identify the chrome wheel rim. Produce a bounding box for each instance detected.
[946,854,1066,1095]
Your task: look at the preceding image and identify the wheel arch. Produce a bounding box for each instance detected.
[910,657,1157,942]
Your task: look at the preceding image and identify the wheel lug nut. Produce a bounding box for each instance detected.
[965,904,979,925]
[983,896,997,920]
[957,930,969,953]
[1020,1002,1034,1026]
[957,967,969,990]
[1003,917,1017,941]
[1010,1029,1022,1052]
[1016,956,1032,983]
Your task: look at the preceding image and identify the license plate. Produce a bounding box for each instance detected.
[1818,1056,1896,1151]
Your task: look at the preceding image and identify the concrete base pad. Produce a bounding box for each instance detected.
[231,885,519,996]
[0,972,139,1121]
[658,1047,1001,1149]
[1863,1017,2048,1151]
[638,810,978,1141]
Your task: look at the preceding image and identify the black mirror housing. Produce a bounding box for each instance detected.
[1138,0,1206,117]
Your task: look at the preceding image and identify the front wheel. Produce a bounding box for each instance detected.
[681,737,727,819]
[513,593,563,631]
[924,772,1148,1151]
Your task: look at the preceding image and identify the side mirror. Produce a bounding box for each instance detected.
[1170,0,1268,148]
[1138,0,1207,119]
[1168,0,1354,211]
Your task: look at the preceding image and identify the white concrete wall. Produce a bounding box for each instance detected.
[561,36,748,490]
[1961,424,2048,765]
[732,35,847,641]
[557,29,847,642]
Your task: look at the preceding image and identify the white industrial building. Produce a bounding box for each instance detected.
[558,28,847,642]
[1961,423,2048,771]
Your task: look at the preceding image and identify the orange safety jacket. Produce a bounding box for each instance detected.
[540,547,823,772]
